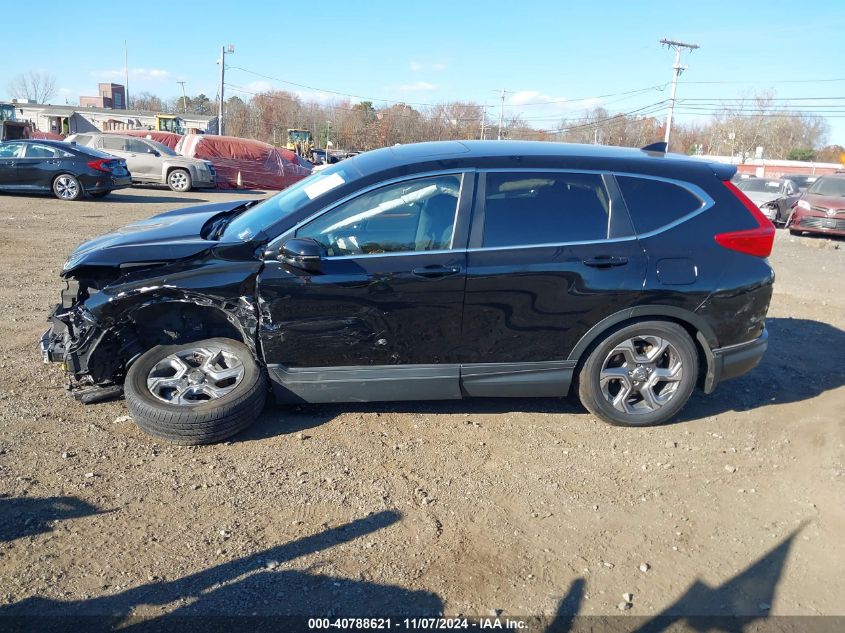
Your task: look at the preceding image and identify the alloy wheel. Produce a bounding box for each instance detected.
[598,335,684,415]
[54,176,79,200]
[146,346,245,405]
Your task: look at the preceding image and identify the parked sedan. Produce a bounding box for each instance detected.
[789,174,845,237]
[67,133,215,192]
[781,173,819,193]
[735,177,800,225]
[0,140,131,200]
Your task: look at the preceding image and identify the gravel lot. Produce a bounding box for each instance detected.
[0,187,843,625]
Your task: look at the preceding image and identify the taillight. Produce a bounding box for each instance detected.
[715,180,776,258]
[87,159,113,173]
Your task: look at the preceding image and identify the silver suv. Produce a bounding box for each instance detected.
[66,133,215,192]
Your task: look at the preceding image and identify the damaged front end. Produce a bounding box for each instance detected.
[42,273,129,403]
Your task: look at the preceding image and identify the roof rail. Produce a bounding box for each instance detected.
[641,141,667,155]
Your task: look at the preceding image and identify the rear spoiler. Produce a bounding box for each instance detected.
[640,141,736,180]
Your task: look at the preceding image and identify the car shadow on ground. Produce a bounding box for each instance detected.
[679,316,845,422]
[0,508,443,629]
[545,526,803,632]
[0,495,105,542]
[0,496,805,631]
[100,191,209,204]
[244,316,845,440]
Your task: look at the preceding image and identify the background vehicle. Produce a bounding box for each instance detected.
[789,174,845,237]
[781,173,819,192]
[0,139,130,200]
[155,115,185,135]
[735,177,800,225]
[67,133,215,192]
[286,129,313,158]
[42,141,774,444]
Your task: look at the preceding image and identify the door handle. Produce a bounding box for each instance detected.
[411,265,462,278]
[583,256,628,268]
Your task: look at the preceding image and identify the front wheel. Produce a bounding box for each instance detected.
[52,174,82,200]
[167,169,192,192]
[577,321,698,427]
[124,337,267,444]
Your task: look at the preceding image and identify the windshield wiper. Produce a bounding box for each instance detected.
[207,200,261,240]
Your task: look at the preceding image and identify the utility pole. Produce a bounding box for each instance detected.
[176,81,188,114]
[480,105,486,140]
[660,38,699,151]
[497,89,506,140]
[124,40,129,108]
[218,44,235,135]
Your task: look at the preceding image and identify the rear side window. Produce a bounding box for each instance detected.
[616,176,703,234]
[101,136,126,151]
[482,172,610,247]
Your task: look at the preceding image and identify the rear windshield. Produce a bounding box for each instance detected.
[806,177,845,197]
[737,179,783,193]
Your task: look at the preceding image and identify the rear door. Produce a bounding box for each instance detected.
[461,170,647,393]
[16,143,72,191]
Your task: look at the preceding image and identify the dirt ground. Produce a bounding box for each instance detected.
[0,187,843,626]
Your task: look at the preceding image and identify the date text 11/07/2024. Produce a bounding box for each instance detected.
[307,617,528,630]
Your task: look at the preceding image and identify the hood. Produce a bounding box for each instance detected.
[743,191,784,206]
[801,193,845,211]
[62,199,259,275]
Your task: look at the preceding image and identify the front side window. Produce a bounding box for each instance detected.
[0,142,23,158]
[297,174,461,256]
[127,138,152,153]
[482,172,610,248]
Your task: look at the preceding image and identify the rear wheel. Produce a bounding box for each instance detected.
[577,321,698,427]
[52,174,82,201]
[124,337,266,444]
[167,169,192,192]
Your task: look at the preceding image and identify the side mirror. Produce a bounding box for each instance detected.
[279,237,322,272]
[149,149,160,156]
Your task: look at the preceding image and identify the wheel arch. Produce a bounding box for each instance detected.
[567,306,718,393]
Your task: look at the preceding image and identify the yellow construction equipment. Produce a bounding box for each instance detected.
[286,129,313,157]
[156,115,185,135]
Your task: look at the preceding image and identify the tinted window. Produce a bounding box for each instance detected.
[616,176,702,234]
[297,174,461,256]
[101,136,126,151]
[482,172,610,248]
[24,144,64,158]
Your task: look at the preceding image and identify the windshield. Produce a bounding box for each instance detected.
[806,177,845,197]
[149,140,177,156]
[737,179,783,194]
[222,162,355,241]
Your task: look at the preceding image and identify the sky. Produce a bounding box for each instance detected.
[4,0,845,146]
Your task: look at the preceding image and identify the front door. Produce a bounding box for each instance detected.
[126,138,163,181]
[460,170,647,396]
[257,172,472,402]
[0,142,23,188]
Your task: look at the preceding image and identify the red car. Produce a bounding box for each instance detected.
[789,174,845,237]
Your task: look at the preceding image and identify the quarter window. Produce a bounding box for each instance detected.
[616,176,703,234]
[297,174,461,256]
[482,172,610,248]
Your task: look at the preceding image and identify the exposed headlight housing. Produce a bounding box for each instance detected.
[797,200,811,211]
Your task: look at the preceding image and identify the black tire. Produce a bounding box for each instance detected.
[124,337,266,445]
[90,190,111,198]
[52,174,82,201]
[167,169,192,192]
[577,320,698,427]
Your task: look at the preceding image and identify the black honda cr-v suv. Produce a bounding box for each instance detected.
[42,141,775,444]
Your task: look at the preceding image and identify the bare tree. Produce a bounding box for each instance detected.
[7,71,57,104]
